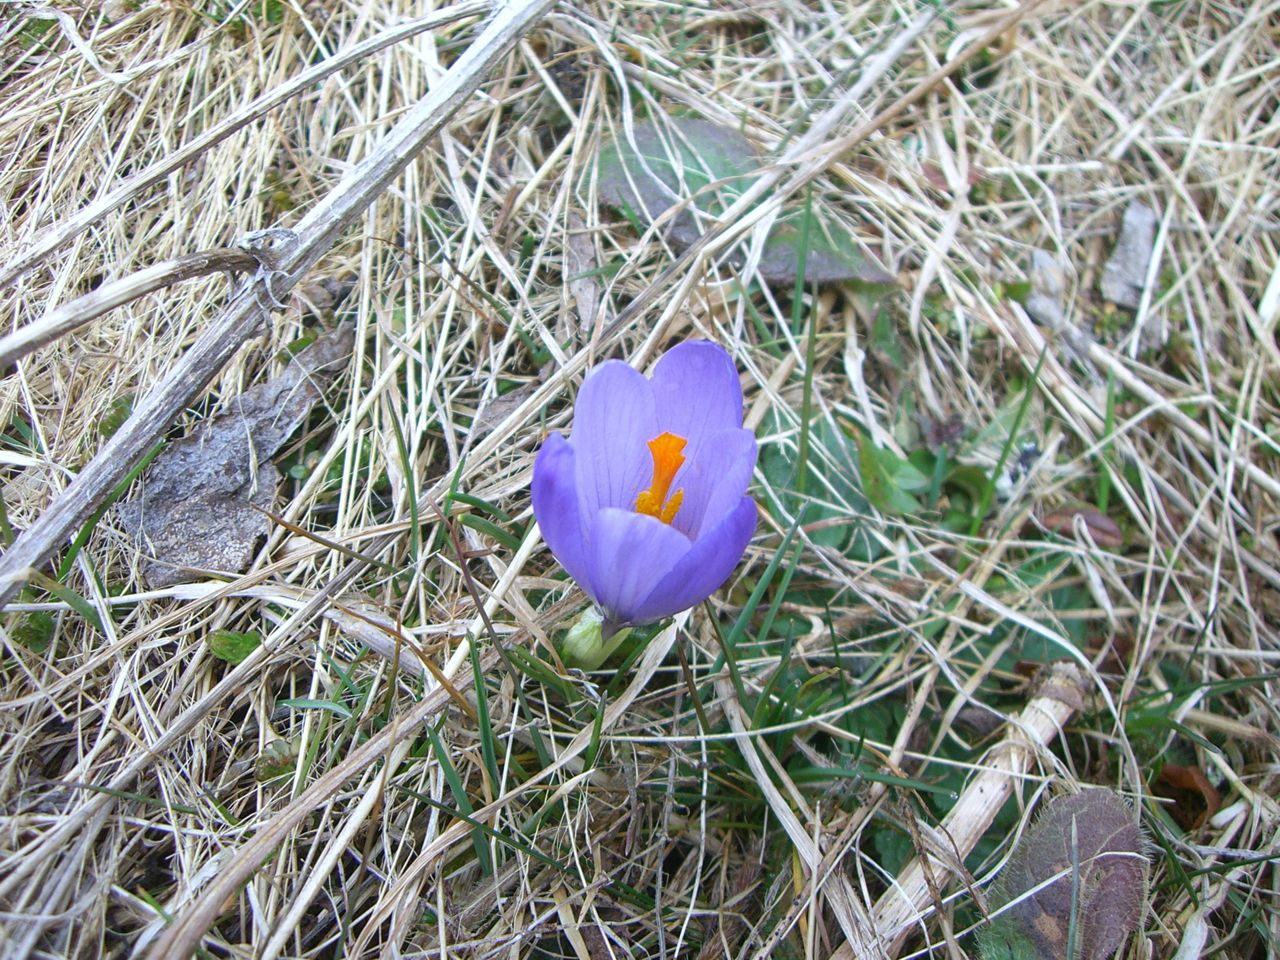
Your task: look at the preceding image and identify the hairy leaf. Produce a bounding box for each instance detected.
[981,790,1147,960]
[757,412,879,559]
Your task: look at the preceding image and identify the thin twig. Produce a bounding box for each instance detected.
[0,248,258,368]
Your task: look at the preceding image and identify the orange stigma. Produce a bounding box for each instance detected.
[635,431,687,524]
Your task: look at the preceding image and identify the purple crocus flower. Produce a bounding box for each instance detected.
[532,341,757,635]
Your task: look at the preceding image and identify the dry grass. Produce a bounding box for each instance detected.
[1,0,1278,957]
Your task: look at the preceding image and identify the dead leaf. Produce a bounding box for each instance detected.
[919,412,965,456]
[1101,200,1157,310]
[117,327,353,587]
[564,211,600,333]
[473,378,540,435]
[920,159,984,194]
[1038,505,1125,549]
[1155,763,1221,831]
[1090,631,1136,677]
[1023,248,1070,330]
[598,117,759,252]
[1022,247,1098,375]
[754,212,896,287]
[597,117,893,288]
[954,704,1005,739]
[291,274,355,320]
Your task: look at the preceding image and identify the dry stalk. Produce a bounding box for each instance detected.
[0,247,259,368]
[149,616,682,959]
[0,0,555,608]
[832,663,1090,958]
[0,3,493,288]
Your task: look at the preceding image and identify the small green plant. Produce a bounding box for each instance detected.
[207,629,262,665]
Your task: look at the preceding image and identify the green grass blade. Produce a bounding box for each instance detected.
[424,721,492,874]
[468,639,502,799]
[387,411,421,562]
[793,186,816,497]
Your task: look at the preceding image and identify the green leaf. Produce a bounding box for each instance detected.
[17,18,57,51]
[559,607,633,671]
[469,640,501,799]
[872,826,915,881]
[598,117,892,287]
[278,697,353,719]
[505,645,581,702]
[870,304,906,367]
[450,492,514,523]
[886,454,930,493]
[786,764,957,797]
[26,571,104,635]
[946,464,990,504]
[459,513,522,551]
[854,433,922,516]
[1001,279,1033,304]
[208,629,262,665]
[276,335,317,361]
[97,395,133,439]
[11,611,55,653]
[424,722,492,874]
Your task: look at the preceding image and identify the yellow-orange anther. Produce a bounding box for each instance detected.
[635,431,687,524]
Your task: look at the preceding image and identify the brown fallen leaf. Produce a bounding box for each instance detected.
[954,703,1005,740]
[1155,763,1221,831]
[920,159,984,194]
[1038,505,1125,549]
[116,326,354,587]
[473,378,541,435]
[291,274,355,320]
[1090,631,1136,677]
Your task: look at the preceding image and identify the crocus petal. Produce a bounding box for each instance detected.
[650,341,743,476]
[669,427,756,539]
[587,507,692,627]
[531,433,595,597]
[650,342,747,529]
[571,360,658,517]
[630,495,756,624]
